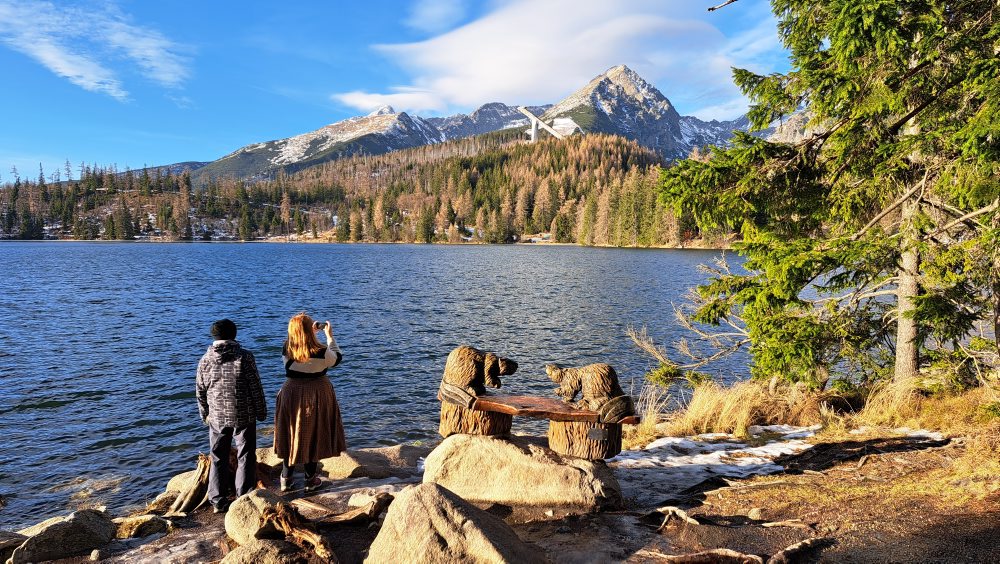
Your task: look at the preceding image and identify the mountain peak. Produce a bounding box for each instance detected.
[604,64,635,79]
[368,105,396,117]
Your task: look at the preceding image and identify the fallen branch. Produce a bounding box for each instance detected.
[647,506,701,530]
[856,454,872,469]
[291,493,394,525]
[261,504,337,562]
[767,537,834,564]
[658,548,764,563]
[761,519,813,531]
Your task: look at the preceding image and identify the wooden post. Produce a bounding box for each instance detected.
[547,420,622,460]
[439,402,512,438]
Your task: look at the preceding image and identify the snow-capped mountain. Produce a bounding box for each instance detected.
[541,64,749,160]
[187,65,756,184]
[192,105,444,183]
[426,102,551,140]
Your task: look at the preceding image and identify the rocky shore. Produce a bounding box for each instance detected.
[2,425,975,563]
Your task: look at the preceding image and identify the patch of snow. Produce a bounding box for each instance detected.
[269,114,403,165]
[894,427,946,441]
[611,425,818,509]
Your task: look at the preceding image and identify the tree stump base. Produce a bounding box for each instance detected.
[547,420,622,460]
[439,402,512,438]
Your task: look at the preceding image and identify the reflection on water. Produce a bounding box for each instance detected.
[0,242,747,528]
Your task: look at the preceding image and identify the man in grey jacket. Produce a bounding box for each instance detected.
[196,319,267,513]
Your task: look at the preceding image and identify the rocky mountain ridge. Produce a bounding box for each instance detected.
[187,65,762,184]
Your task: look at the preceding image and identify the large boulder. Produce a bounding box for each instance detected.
[256,447,284,468]
[165,469,198,493]
[9,508,115,564]
[422,434,622,512]
[0,531,26,563]
[221,539,305,564]
[320,444,431,479]
[224,489,291,546]
[365,483,545,564]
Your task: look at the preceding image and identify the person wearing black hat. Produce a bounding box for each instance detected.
[195,319,267,513]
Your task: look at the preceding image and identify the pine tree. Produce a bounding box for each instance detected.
[661,0,1000,386]
[280,190,291,240]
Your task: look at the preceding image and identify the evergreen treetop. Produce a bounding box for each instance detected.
[662,0,999,387]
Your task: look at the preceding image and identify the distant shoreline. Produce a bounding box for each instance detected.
[1,237,733,251]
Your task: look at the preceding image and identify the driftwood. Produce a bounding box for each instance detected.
[162,449,276,517]
[548,420,623,459]
[656,548,764,563]
[439,401,512,437]
[166,454,211,516]
[643,506,701,530]
[645,537,834,564]
[260,504,338,562]
[767,537,833,564]
[292,493,394,525]
[761,519,814,531]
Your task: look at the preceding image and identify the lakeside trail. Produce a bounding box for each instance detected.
[8,424,996,563]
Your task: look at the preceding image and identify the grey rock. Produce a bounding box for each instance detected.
[319,444,431,480]
[0,531,27,563]
[366,483,545,564]
[423,434,622,512]
[9,508,115,564]
[224,489,290,546]
[221,539,306,564]
[165,469,198,493]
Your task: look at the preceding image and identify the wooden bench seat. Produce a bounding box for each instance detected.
[471,394,640,425]
[438,392,639,460]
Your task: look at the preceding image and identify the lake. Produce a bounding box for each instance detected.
[0,242,747,528]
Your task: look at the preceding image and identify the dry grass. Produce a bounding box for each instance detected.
[623,384,672,449]
[855,376,1000,435]
[664,380,824,438]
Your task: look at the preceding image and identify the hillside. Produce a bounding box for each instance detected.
[0,130,700,247]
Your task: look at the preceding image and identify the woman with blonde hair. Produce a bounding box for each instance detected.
[274,312,346,492]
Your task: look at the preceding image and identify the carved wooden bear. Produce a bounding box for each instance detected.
[546,363,628,411]
[442,345,518,396]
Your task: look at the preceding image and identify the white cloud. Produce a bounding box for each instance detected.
[0,1,190,101]
[334,0,782,120]
[405,0,467,34]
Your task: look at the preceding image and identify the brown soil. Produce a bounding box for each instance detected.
[663,434,1000,563]
[513,433,1000,563]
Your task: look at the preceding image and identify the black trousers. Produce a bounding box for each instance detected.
[208,424,256,507]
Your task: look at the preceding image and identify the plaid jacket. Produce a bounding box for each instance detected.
[196,340,267,428]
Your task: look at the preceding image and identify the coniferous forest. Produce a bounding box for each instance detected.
[0,130,706,247]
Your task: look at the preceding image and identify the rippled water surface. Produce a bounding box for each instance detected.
[0,242,747,528]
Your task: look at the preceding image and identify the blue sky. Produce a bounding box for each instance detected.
[0,0,787,182]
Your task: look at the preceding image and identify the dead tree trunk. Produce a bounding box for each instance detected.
[547,421,622,459]
[438,402,512,438]
[165,454,210,516]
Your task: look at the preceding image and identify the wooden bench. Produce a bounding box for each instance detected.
[438,392,639,460]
